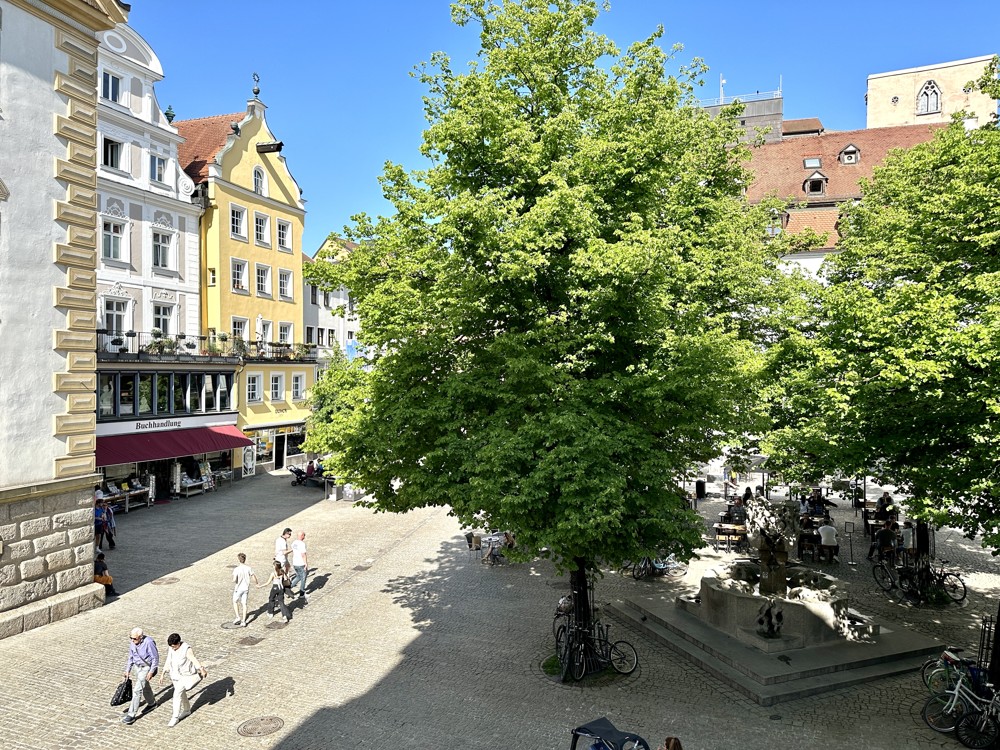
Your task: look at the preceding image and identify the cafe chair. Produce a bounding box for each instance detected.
[819,545,839,563]
[469,534,483,561]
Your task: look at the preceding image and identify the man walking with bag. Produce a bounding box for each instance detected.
[121,627,159,724]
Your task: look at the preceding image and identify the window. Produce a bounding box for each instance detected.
[152,304,172,334]
[317,328,325,346]
[279,323,292,344]
[917,80,942,115]
[246,373,262,403]
[149,155,166,183]
[270,373,285,401]
[277,220,291,250]
[347,330,354,340]
[259,320,272,344]
[102,220,124,260]
[219,374,232,410]
[104,299,127,333]
[253,167,266,196]
[208,268,216,286]
[190,374,203,411]
[232,317,248,341]
[204,374,216,411]
[173,373,188,413]
[152,231,171,269]
[256,264,272,296]
[230,205,246,239]
[101,71,121,103]
[804,171,827,197]
[254,213,270,246]
[232,259,247,291]
[839,146,860,165]
[310,285,317,304]
[305,326,314,344]
[802,157,821,169]
[102,137,122,169]
[278,270,292,298]
[323,291,331,307]
[292,374,305,400]
[348,295,357,315]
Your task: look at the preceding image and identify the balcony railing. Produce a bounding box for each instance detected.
[96,330,318,363]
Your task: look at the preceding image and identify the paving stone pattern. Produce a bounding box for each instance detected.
[0,476,996,750]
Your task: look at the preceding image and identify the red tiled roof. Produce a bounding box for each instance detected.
[746,123,945,204]
[785,208,840,249]
[175,113,242,183]
[782,117,824,136]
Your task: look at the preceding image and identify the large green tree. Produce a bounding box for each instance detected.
[307,0,804,596]
[764,95,1000,549]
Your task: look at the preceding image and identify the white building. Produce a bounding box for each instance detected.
[0,0,128,641]
[95,24,201,342]
[304,238,360,367]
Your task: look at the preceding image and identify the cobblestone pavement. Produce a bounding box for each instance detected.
[0,476,997,750]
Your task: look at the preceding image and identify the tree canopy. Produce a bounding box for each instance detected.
[306,0,806,570]
[763,112,1000,549]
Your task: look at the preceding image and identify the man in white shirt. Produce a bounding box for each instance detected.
[817,519,840,563]
[231,552,258,627]
[274,528,292,574]
[290,531,309,602]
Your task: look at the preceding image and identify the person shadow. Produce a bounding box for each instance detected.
[191,676,236,712]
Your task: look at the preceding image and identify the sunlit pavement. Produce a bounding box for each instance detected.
[0,473,996,750]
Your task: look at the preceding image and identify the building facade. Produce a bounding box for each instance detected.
[176,87,316,473]
[867,55,997,130]
[0,0,128,641]
[305,237,360,367]
[93,24,249,502]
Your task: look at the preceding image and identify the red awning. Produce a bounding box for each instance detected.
[96,425,253,467]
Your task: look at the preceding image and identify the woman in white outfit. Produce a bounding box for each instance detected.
[158,632,207,727]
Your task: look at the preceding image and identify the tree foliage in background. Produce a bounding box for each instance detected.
[306,0,807,575]
[763,109,1000,549]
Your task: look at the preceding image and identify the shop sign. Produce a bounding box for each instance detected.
[96,412,238,437]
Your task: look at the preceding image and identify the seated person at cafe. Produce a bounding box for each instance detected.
[503,531,516,550]
[798,496,811,516]
[305,461,315,478]
[809,488,837,515]
[729,500,746,525]
[900,520,916,562]
[869,521,898,561]
[315,459,325,477]
[874,492,895,521]
[797,518,818,558]
[817,519,840,562]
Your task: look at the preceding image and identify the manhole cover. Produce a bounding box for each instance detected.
[239,636,263,646]
[265,620,287,630]
[150,577,180,585]
[237,716,284,737]
[225,564,237,569]
[221,621,244,630]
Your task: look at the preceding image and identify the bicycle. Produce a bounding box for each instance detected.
[921,646,973,693]
[632,554,687,580]
[553,595,574,644]
[956,692,1000,749]
[929,559,967,603]
[922,652,991,733]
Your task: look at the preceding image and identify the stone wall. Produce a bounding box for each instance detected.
[0,479,105,640]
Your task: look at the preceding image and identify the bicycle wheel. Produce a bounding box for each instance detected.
[609,640,639,675]
[941,573,967,603]
[570,640,587,681]
[632,558,650,580]
[553,612,567,641]
[956,711,1000,748]
[921,658,944,688]
[922,693,968,733]
[555,623,568,654]
[873,564,895,592]
[926,666,958,695]
[666,563,687,579]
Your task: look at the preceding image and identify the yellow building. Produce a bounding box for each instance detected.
[176,83,316,472]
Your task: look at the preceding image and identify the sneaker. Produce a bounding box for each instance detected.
[167,717,179,728]
[121,715,136,725]
[284,616,290,623]
[267,612,275,618]
[241,621,248,627]
[179,711,191,720]
[233,618,241,625]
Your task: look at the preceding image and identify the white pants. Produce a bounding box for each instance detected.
[170,678,191,719]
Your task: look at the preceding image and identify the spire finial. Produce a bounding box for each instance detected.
[252,72,260,98]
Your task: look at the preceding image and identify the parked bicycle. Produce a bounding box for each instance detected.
[558,620,638,682]
[922,651,992,733]
[873,556,965,605]
[631,553,687,581]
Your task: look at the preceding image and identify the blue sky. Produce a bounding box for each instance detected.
[129,1,1000,255]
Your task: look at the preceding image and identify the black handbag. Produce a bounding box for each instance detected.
[111,677,133,706]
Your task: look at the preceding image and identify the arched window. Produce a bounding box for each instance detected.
[917,81,942,115]
[253,167,267,196]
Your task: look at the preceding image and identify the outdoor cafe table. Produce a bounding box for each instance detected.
[712,523,748,552]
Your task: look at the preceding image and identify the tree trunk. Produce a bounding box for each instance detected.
[570,557,591,632]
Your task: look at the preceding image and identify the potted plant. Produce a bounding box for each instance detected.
[217,332,230,342]
[177,333,186,340]
[110,336,124,346]
[125,330,136,338]
[184,340,197,350]
[150,327,163,339]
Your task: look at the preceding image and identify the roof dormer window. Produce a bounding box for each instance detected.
[804,171,827,197]
[917,80,942,115]
[839,145,860,165]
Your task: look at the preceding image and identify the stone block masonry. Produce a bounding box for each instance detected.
[0,477,103,641]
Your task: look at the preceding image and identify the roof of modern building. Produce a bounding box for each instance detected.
[746,122,945,204]
[175,113,242,183]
